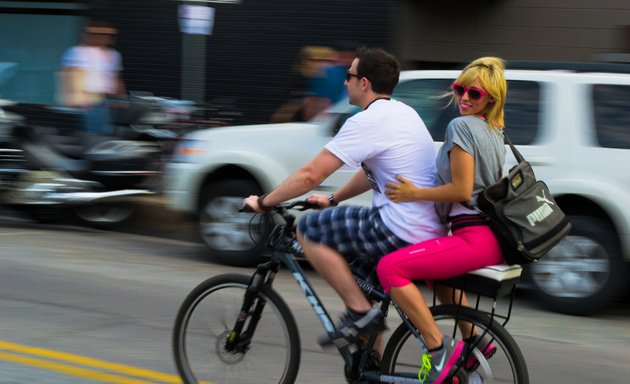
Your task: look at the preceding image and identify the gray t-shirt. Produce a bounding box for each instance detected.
[435,115,505,222]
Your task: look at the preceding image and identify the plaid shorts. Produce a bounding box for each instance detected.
[297,206,410,287]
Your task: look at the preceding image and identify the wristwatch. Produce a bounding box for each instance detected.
[328,193,338,207]
[257,194,271,212]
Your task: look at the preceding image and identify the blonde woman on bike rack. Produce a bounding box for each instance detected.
[377,57,508,383]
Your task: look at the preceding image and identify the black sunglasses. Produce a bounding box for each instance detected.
[346,71,363,82]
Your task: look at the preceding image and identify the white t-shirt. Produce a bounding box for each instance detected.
[325,98,447,243]
[62,46,122,95]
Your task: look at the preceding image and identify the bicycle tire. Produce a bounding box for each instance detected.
[381,305,529,383]
[173,273,301,384]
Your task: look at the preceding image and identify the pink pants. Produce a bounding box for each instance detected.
[376,224,503,294]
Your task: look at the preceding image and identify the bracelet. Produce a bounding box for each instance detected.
[257,194,271,212]
[328,193,338,207]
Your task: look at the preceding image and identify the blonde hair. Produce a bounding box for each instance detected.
[455,57,507,129]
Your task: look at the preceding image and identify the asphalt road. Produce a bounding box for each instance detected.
[1,200,629,383]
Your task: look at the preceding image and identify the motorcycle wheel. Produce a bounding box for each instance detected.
[74,202,136,229]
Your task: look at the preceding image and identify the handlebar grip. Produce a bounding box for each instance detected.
[239,204,254,213]
[289,200,320,211]
[240,199,319,213]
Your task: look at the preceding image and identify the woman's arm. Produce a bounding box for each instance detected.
[385,145,474,203]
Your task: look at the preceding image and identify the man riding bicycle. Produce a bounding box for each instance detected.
[244,47,463,382]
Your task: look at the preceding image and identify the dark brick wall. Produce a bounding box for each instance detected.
[395,0,630,68]
[90,0,393,124]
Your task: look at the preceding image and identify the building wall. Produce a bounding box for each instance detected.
[89,0,182,101]
[94,0,393,124]
[394,0,630,68]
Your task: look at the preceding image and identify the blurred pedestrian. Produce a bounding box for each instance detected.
[60,20,126,136]
[306,40,359,114]
[270,45,335,123]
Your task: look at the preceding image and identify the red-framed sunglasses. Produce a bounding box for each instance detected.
[452,82,489,100]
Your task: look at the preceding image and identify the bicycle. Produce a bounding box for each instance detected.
[172,201,529,384]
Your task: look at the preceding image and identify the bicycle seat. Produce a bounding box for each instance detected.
[436,264,523,299]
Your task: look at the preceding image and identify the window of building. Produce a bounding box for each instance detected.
[0,2,86,104]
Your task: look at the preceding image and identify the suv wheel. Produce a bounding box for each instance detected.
[198,179,270,267]
[527,215,627,315]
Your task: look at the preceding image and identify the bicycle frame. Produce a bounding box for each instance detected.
[236,237,360,362]
[226,204,523,384]
[233,231,441,384]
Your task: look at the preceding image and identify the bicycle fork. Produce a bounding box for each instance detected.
[225,262,278,353]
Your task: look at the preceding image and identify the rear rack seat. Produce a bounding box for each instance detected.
[437,264,523,299]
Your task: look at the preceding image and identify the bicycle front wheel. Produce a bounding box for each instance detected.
[382,305,529,383]
[173,273,301,384]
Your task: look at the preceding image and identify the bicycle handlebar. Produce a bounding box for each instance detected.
[239,199,320,214]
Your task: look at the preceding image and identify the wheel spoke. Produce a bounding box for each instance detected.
[173,275,300,384]
[382,305,528,383]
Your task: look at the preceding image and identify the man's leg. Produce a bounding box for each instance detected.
[298,232,372,313]
[296,206,401,346]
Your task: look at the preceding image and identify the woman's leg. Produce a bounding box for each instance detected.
[377,226,502,344]
[390,283,443,349]
[434,286,477,338]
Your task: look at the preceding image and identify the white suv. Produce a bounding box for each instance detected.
[165,64,630,315]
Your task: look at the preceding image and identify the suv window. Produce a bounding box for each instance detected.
[393,79,541,145]
[593,84,630,150]
[393,79,456,142]
[504,80,540,145]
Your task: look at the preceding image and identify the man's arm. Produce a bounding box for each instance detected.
[58,66,84,107]
[333,169,371,202]
[246,148,343,211]
[305,168,371,207]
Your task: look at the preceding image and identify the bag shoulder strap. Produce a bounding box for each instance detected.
[503,131,526,164]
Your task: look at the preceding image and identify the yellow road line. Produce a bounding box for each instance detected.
[0,340,182,383]
[0,351,162,384]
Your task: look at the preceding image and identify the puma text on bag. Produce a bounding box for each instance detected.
[477,134,572,265]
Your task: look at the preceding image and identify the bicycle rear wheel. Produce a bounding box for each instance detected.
[173,273,301,384]
[382,305,529,383]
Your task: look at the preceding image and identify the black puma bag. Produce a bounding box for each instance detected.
[477,134,572,265]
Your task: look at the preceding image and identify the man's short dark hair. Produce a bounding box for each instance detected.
[355,47,400,95]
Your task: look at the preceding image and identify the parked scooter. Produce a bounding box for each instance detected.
[0,101,160,228]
